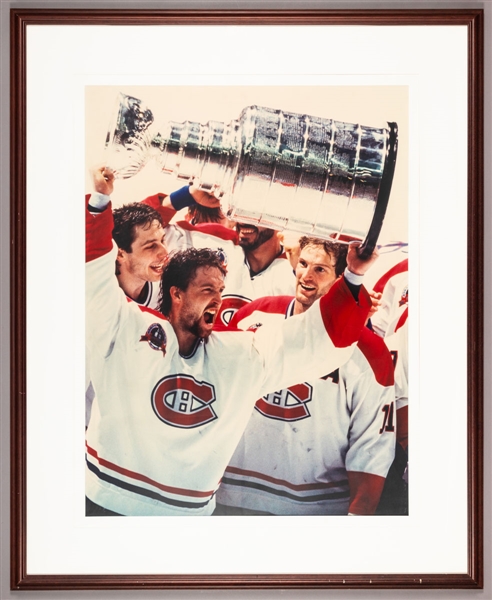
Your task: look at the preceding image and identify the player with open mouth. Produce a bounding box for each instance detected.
[235,223,276,253]
[159,252,226,353]
[86,168,379,517]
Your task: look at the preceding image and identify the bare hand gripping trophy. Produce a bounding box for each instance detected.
[105,93,398,258]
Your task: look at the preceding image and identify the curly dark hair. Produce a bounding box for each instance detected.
[112,203,164,253]
[158,247,228,316]
[298,236,348,277]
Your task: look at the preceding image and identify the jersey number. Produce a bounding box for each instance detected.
[379,402,395,434]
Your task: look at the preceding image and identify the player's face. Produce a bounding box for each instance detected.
[119,220,168,283]
[295,245,339,309]
[176,266,225,339]
[236,223,275,251]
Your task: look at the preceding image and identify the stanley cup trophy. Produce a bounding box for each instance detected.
[105,93,398,258]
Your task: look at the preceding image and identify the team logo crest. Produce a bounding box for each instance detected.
[399,286,409,307]
[217,295,251,327]
[255,383,313,421]
[215,248,228,269]
[140,323,167,356]
[151,374,217,428]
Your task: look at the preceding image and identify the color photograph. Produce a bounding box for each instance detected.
[84,85,409,518]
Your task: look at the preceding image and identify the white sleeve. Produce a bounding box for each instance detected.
[86,244,129,359]
[345,357,396,478]
[254,300,355,398]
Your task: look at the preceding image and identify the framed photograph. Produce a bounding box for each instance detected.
[10,8,483,590]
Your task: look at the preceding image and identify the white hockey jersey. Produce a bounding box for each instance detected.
[85,205,372,516]
[216,296,396,516]
[364,242,408,338]
[85,196,162,429]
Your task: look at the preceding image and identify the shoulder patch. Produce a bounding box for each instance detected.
[140,323,167,356]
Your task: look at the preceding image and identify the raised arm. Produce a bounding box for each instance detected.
[141,184,221,226]
[86,166,129,359]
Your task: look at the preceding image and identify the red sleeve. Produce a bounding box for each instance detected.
[140,193,177,225]
[319,278,372,348]
[85,195,114,263]
[357,327,395,387]
[347,471,386,515]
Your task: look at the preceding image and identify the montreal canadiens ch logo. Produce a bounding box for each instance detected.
[255,382,313,421]
[151,374,217,428]
[217,295,251,328]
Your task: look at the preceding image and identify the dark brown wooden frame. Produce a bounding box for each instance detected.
[10,8,484,591]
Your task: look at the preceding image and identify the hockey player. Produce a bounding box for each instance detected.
[185,202,235,229]
[139,184,296,328]
[215,236,396,516]
[87,166,221,310]
[85,167,218,427]
[90,170,295,327]
[85,193,378,516]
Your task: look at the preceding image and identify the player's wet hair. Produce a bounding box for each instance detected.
[112,203,164,253]
[188,204,226,225]
[298,236,347,277]
[159,247,228,316]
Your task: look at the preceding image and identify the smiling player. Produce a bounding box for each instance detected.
[85,195,379,516]
[215,236,396,516]
[141,186,296,328]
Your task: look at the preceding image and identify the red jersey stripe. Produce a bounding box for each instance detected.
[224,465,347,492]
[373,258,408,293]
[395,306,409,332]
[86,443,216,498]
